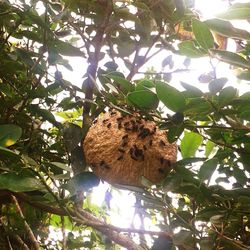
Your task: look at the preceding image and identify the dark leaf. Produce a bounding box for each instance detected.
[208,78,228,94]
[162,55,174,68]
[199,158,218,181]
[218,86,237,107]
[71,146,86,173]
[0,124,22,147]
[66,172,100,194]
[104,61,118,71]
[0,146,22,161]
[239,110,250,121]
[173,230,194,248]
[167,125,184,143]
[178,40,206,58]
[0,172,44,192]
[49,162,71,172]
[63,123,82,152]
[152,235,173,250]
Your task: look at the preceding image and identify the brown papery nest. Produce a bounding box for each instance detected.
[83,110,177,187]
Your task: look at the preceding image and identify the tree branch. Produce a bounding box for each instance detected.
[9,191,173,250]
[11,195,40,250]
[83,0,113,115]
[127,33,163,81]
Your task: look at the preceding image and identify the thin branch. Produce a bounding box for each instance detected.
[211,226,250,250]
[61,216,67,250]
[11,195,40,250]
[0,217,28,250]
[28,168,72,219]
[72,216,145,250]
[136,69,192,75]
[185,124,250,132]
[127,33,163,81]
[12,235,30,250]
[82,0,113,115]
[69,20,91,56]
[7,190,175,250]
[202,133,250,154]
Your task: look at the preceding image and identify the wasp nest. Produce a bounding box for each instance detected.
[83,110,177,187]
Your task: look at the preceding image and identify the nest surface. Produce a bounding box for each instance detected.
[83,110,177,187]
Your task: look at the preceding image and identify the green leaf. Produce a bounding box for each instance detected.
[205,140,215,157]
[127,90,159,109]
[185,97,212,115]
[178,40,205,58]
[192,19,214,50]
[233,167,248,184]
[167,125,184,143]
[197,207,226,221]
[218,86,237,107]
[50,39,84,57]
[210,49,250,69]
[29,105,60,127]
[236,71,250,81]
[173,230,194,247]
[17,30,43,43]
[208,78,228,94]
[156,81,186,112]
[181,131,203,158]
[181,81,203,97]
[0,172,44,192]
[135,79,155,91]
[199,158,218,181]
[49,162,72,172]
[239,110,250,120]
[105,73,134,93]
[117,40,135,57]
[205,19,250,40]
[0,124,22,147]
[216,3,250,20]
[199,238,215,250]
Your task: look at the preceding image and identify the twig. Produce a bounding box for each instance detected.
[0,217,27,250]
[61,216,67,250]
[12,235,30,250]
[127,32,163,81]
[11,195,40,250]
[82,0,113,115]
[7,191,173,250]
[211,226,250,250]
[72,217,145,250]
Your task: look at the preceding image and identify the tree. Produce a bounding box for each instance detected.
[0,0,250,249]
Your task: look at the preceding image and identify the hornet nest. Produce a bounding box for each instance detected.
[83,110,177,187]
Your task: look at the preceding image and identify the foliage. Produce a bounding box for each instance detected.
[0,0,250,249]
